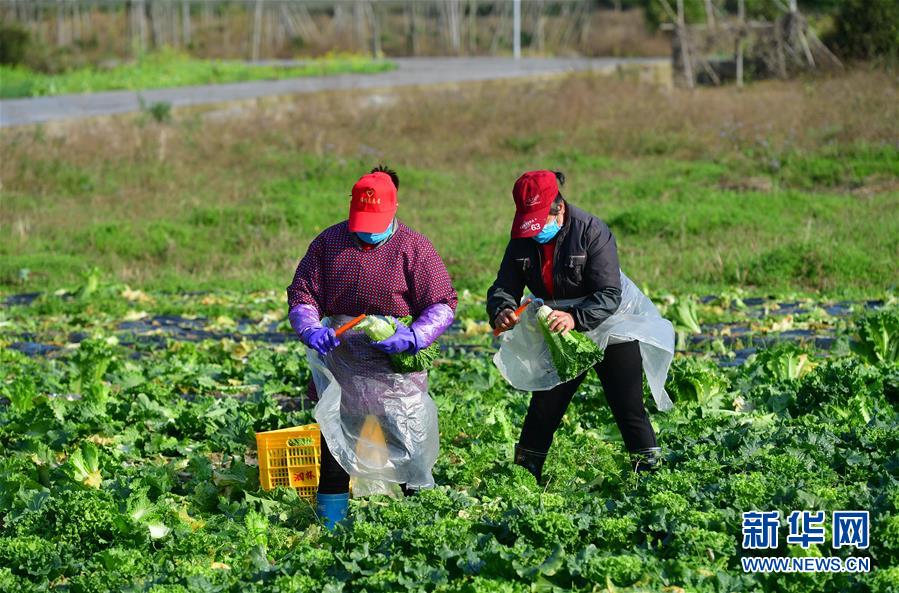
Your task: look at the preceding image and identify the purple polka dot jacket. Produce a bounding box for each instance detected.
[287,219,458,326]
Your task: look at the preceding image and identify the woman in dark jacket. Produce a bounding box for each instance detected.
[487,170,663,481]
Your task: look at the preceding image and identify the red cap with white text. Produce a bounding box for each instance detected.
[510,170,559,239]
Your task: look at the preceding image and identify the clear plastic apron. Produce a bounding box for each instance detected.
[307,315,440,497]
[493,271,675,411]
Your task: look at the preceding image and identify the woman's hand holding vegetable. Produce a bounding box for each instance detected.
[302,327,341,356]
[288,303,341,356]
[495,308,520,332]
[371,319,417,354]
[545,309,575,334]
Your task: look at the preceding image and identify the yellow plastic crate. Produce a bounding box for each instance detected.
[256,423,321,501]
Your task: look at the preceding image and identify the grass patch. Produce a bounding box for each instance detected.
[0,49,394,98]
[1,69,896,299]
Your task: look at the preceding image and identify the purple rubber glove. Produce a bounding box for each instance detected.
[288,304,321,338]
[372,318,417,355]
[409,303,455,350]
[289,304,340,356]
[302,326,340,356]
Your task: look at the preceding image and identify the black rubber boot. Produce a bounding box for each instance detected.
[630,447,663,473]
[514,444,549,482]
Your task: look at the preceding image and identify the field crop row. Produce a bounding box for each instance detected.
[0,284,897,592]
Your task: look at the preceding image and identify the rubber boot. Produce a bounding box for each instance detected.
[514,444,548,482]
[630,447,663,473]
[316,492,349,530]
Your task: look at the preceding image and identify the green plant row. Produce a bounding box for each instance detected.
[0,49,394,99]
[0,286,896,592]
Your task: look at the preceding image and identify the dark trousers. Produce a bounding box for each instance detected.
[518,340,657,454]
[318,437,351,494]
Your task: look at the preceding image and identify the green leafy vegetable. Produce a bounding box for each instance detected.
[851,307,899,366]
[355,315,440,373]
[66,442,102,489]
[536,305,603,382]
[794,358,883,425]
[750,342,816,382]
[1,287,897,591]
[667,356,729,414]
[127,490,154,523]
[670,295,702,334]
[11,489,121,554]
[0,535,62,580]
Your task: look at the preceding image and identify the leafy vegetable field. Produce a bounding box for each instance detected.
[1,283,897,593]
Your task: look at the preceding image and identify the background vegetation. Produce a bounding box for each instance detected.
[0,49,393,99]
[2,67,897,299]
[826,0,899,61]
[0,2,670,65]
[1,5,897,592]
[3,0,895,75]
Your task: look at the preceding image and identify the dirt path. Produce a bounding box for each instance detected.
[0,57,666,127]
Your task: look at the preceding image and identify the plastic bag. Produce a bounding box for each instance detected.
[494,271,675,411]
[307,315,440,497]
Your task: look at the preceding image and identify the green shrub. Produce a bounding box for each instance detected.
[0,21,29,66]
[829,0,899,60]
[143,100,173,124]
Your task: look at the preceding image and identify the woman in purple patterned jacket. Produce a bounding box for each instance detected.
[286,165,457,529]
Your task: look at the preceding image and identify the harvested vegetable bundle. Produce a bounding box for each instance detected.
[536,305,603,382]
[356,315,440,373]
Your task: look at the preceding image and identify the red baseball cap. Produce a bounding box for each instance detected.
[348,172,398,233]
[510,170,559,238]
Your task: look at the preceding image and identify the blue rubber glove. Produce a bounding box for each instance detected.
[372,318,417,355]
[301,326,340,356]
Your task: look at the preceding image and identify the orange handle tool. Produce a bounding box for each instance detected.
[335,314,366,337]
[493,299,533,337]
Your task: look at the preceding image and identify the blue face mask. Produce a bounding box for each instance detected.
[533,218,562,244]
[356,220,395,244]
